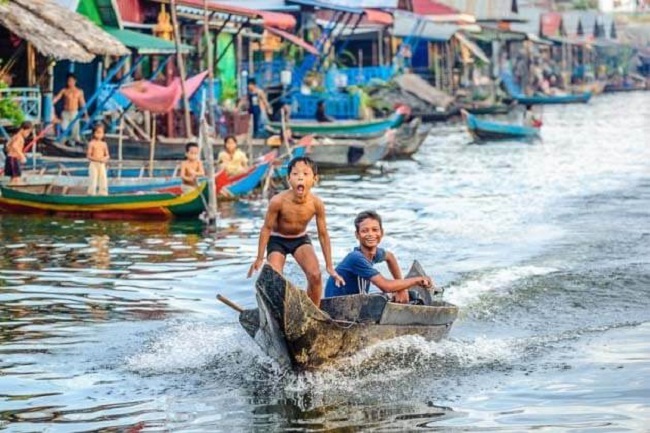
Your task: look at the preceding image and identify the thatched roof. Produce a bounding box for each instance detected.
[0,0,129,63]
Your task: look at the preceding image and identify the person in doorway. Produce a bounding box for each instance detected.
[325,210,434,303]
[240,78,271,138]
[179,142,205,186]
[315,100,335,123]
[53,73,88,142]
[247,156,344,307]
[217,135,248,176]
[3,121,32,185]
[86,124,109,196]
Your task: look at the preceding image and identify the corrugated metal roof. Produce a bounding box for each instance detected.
[392,10,458,41]
[103,27,193,54]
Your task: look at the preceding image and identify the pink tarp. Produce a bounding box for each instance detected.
[119,71,209,113]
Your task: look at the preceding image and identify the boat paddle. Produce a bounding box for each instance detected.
[216,294,244,313]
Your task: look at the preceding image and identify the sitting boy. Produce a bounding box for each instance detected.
[248,156,344,307]
[325,210,433,303]
[180,142,205,186]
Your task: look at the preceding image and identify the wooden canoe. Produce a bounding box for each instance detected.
[0,182,207,220]
[299,131,392,171]
[267,107,408,137]
[236,262,458,371]
[385,117,431,159]
[2,174,183,195]
[462,110,540,142]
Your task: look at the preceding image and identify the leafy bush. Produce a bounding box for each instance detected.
[0,82,25,126]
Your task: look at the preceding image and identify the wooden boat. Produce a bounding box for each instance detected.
[40,135,203,161]
[267,107,408,137]
[501,72,591,105]
[0,182,207,220]
[2,174,183,195]
[462,110,540,142]
[300,131,392,171]
[384,117,431,159]
[228,261,458,371]
[216,151,275,197]
[571,81,606,95]
[461,103,514,115]
[603,82,648,93]
[420,106,460,123]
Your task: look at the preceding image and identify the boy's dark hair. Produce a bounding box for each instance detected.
[224,135,237,146]
[354,210,383,233]
[247,78,256,86]
[287,156,318,176]
[20,121,33,130]
[66,73,77,81]
[185,142,199,152]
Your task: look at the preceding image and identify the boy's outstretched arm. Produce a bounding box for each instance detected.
[247,197,281,277]
[385,251,403,280]
[315,198,344,287]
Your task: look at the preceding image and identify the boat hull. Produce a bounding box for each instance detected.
[301,132,391,171]
[240,263,457,371]
[463,111,540,142]
[0,183,207,220]
[514,92,591,105]
[385,117,431,159]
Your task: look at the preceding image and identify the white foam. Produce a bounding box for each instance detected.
[284,334,518,395]
[124,321,274,375]
[445,265,558,306]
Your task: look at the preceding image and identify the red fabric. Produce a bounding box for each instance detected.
[115,0,144,23]
[176,0,296,30]
[265,27,319,55]
[120,71,208,113]
[541,12,562,37]
[411,0,459,15]
[364,9,393,26]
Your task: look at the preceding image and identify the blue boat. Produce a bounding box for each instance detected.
[501,73,591,105]
[217,152,275,198]
[461,110,540,142]
[267,107,408,137]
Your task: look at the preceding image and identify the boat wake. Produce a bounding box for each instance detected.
[445,264,558,307]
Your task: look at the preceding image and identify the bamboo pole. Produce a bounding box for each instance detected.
[149,114,157,177]
[203,0,218,225]
[170,0,193,137]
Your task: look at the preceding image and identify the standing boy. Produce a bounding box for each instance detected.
[3,121,32,185]
[240,78,271,138]
[248,156,344,307]
[86,124,109,196]
[53,73,87,142]
[325,210,433,303]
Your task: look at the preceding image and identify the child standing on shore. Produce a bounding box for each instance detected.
[247,156,344,307]
[86,124,109,196]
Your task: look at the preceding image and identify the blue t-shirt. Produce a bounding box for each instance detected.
[325,247,386,297]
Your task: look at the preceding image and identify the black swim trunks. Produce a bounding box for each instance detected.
[4,156,21,177]
[267,234,312,257]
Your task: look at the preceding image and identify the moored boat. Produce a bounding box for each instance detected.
[501,72,592,105]
[228,261,458,371]
[216,151,275,198]
[267,107,408,137]
[0,182,208,220]
[384,117,431,159]
[462,110,540,142]
[300,130,392,171]
[2,174,183,195]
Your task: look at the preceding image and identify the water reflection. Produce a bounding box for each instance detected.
[1,93,650,431]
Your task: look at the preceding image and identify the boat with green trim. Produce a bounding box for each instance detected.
[266,107,408,137]
[0,182,207,220]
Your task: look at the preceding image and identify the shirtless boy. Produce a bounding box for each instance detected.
[86,124,109,196]
[53,74,87,142]
[4,121,32,185]
[247,156,344,307]
[180,142,205,186]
